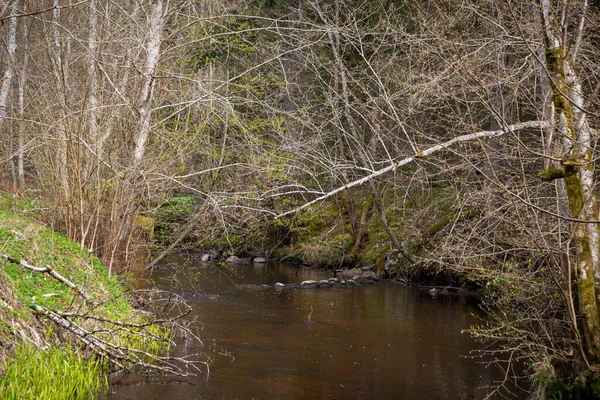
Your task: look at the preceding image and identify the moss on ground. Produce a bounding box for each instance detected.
[274,185,459,269]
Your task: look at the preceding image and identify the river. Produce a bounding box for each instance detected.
[108,258,524,400]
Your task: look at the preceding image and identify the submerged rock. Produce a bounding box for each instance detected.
[237,284,271,291]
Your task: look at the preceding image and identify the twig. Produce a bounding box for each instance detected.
[2,254,91,301]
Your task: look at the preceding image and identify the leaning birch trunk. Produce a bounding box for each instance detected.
[540,0,600,363]
[276,120,548,219]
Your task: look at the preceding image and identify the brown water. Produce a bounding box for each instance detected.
[109,259,523,400]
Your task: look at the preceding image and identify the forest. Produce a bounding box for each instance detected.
[0,0,600,398]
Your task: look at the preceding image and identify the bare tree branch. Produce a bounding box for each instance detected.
[276,121,548,219]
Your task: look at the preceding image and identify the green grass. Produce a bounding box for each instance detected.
[0,193,172,397]
[0,195,129,313]
[0,344,107,400]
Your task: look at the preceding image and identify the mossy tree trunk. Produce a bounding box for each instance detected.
[540,0,600,364]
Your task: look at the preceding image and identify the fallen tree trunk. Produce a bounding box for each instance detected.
[2,253,91,301]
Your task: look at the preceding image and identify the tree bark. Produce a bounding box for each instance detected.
[539,0,600,362]
[51,0,71,200]
[17,13,28,189]
[276,120,548,219]
[132,0,166,167]
[0,0,19,182]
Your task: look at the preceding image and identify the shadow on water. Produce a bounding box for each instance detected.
[109,256,528,400]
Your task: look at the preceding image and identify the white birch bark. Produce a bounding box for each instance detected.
[0,1,18,134]
[132,0,166,167]
[88,0,98,144]
[539,0,600,360]
[276,120,548,219]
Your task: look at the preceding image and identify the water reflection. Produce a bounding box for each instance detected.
[110,259,524,400]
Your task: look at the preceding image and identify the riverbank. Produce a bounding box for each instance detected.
[149,187,598,397]
[0,194,172,399]
[155,187,481,292]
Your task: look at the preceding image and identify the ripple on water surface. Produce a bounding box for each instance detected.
[109,259,526,400]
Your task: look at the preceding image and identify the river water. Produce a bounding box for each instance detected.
[109,258,524,400]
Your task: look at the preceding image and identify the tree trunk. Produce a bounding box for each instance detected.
[540,0,600,363]
[51,0,71,201]
[132,0,165,168]
[0,0,19,182]
[17,14,28,189]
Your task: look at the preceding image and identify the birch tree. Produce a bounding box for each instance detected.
[536,0,600,364]
[0,0,18,131]
[0,0,19,183]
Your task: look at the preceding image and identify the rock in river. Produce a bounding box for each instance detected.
[354,271,378,283]
[226,255,243,264]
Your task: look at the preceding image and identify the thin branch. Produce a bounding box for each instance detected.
[1,254,91,301]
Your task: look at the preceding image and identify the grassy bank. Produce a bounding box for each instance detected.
[0,194,157,399]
